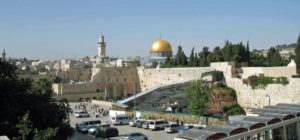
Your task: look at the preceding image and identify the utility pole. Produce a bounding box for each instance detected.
[133,78,136,110]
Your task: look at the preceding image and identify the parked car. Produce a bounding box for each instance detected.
[81,125,97,134]
[136,120,146,128]
[95,127,119,138]
[123,132,148,140]
[75,120,101,131]
[74,110,89,118]
[165,123,180,133]
[142,121,150,129]
[178,125,194,134]
[129,120,139,127]
[88,123,111,135]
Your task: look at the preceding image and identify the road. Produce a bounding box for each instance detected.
[69,102,177,140]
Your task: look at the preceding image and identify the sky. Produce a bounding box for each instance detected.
[0,0,300,60]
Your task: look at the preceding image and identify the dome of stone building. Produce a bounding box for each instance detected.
[150,38,172,52]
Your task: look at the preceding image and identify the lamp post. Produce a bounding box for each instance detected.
[266,95,271,106]
[104,87,107,101]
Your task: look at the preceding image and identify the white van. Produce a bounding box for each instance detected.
[111,114,131,125]
[149,119,168,130]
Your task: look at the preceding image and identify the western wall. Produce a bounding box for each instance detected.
[138,61,300,109]
[137,67,215,91]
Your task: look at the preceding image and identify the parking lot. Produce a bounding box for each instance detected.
[69,102,178,140]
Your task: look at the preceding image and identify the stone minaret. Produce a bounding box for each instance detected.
[98,35,106,58]
[2,49,6,61]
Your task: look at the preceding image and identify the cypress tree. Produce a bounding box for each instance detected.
[246,41,250,64]
[188,47,195,67]
[295,34,300,74]
[194,53,199,67]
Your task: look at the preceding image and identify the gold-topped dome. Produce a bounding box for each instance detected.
[150,38,172,52]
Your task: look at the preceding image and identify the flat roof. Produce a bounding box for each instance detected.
[226,120,266,130]
[203,124,248,136]
[176,129,227,140]
[258,112,295,121]
[276,103,300,108]
[252,108,300,117]
[242,116,281,125]
[264,105,300,111]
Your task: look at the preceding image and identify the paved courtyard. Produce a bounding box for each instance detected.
[69,102,178,140]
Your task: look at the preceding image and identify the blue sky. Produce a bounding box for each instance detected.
[0,0,300,60]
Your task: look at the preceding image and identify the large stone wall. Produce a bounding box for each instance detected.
[241,66,296,79]
[137,67,215,91]
[227,77,300,109]
[213,62,300,109]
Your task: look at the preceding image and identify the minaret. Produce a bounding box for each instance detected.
[2,49,6,61]
[98,35,106,58]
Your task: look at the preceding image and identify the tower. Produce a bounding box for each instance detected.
[2,49,6,61]
[98,35,106,58]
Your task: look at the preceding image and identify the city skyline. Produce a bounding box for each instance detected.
[0,0,300,60]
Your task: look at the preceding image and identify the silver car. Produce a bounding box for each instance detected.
[124,132,148,140]
[74,110,89,118]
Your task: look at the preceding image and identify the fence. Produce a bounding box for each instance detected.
[126,111,223,125]
[91,100,112,107]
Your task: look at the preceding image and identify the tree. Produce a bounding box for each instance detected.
[193,53,199,67]
[188,47,195,67]
[151,60,158,68]
[246,41,250,64]
[0,60,73,139]
[184,80,211,116]
[295,34,300,74]
[173,45,188,67]
[15,112,58,140]
[15,112,32,140]
[211,47,223,62]
[199,47,210,66]
[34,78,53,98]
[162,56,171,68]
[267,47,282,66]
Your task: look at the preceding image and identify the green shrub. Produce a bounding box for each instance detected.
[247,76,289,89]
[223,104,246,115]
[255,76,273,89]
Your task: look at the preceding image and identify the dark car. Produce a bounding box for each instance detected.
[178,125,194,134]
[135,120,146,128]
[164,123,180,133]
[124,132,148,140]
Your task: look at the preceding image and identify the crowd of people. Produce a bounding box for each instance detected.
[74,101,110,118]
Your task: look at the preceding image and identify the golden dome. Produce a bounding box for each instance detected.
[150,38,172,52]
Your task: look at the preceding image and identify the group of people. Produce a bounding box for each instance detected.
[74,101,110,118]
[92,105,109,118]
[74,102,88,111]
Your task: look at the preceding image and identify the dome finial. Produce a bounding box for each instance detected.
[160,34,162,39]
